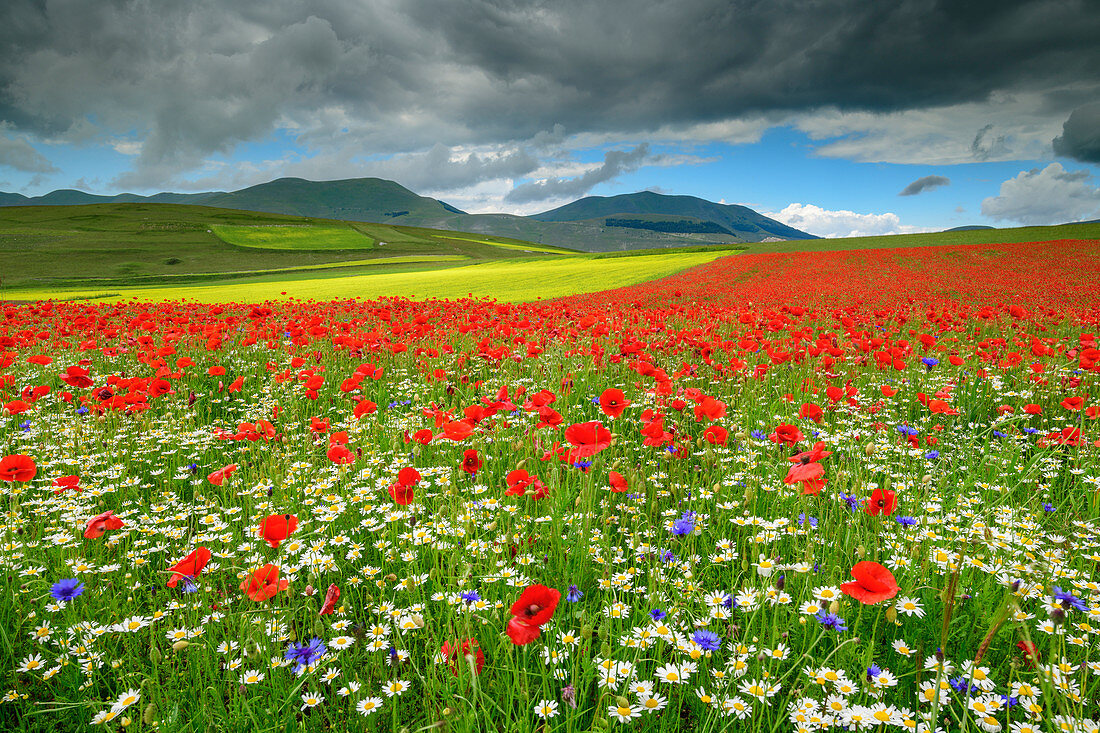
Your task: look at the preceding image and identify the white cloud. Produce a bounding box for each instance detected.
[765,203,931,238]
[981,162,1100,226]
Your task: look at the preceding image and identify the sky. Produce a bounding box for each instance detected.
[1,0,1099,238]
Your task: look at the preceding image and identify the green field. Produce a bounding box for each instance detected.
[211,224,376,250]
[0,251,729,303]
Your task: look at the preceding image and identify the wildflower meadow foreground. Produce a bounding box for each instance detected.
[2,241,1100,732]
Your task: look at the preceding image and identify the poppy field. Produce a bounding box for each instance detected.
[2,237,1100,733]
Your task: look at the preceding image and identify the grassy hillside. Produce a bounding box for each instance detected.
[0,203,569,291]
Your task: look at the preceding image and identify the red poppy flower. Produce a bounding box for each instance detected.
[506,584,561,646]
[840,561,899,605]
[1015,640,1040,668]
[461,448,482,475]
[0,454,37,482]
[327,444,354,464]
[84,510,124,539]
[411,428,434,445]
[353,399,377,418]
[864,487,898,517]
[1023,404,1042,415]
[441,638,485,676]
[398,467,421,486]
[798,402,823,423]
[769,423,803,446]
[505,469,548,499]
[693,396,726,423]
[167,546,212,588]
[389,483,415,505]
[1061,396,1084,411]
[320,583,340,615]
[564,420,612,463]
[240,564,288,601]
[703,425,728,445]
[207,464,238,486]
[598,388,631,419]
[608,471,629,493]
[4,400,31,414]
[259,513,299,548]
[439,420,475,441]
[52,475,81,494]
[60,366,94,389]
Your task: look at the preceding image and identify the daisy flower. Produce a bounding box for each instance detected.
[533,700,559,719]
[356,697,383,716]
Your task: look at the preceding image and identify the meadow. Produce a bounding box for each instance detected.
[1,234,1099,733]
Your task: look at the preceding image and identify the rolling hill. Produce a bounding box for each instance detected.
[0,177,813,252]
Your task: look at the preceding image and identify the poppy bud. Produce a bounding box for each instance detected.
[864,443,875,456]
[411,614,425,628]
[886,605,897,623]
[384,573,397,582]
[142,703,155,725]
[616,696,629,709]
[150,645,162,664]
[171,640,189,651]
[121,716,131,727]
[829,600,840,615]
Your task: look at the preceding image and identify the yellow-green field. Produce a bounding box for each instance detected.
[5,251,730,303]
[211,224,375,249]
[429,232,572,254]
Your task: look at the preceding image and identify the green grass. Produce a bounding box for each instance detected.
[211,224,376,250]
[740,221,1100,254]
[3,251,729,303]
[427,233,574,255]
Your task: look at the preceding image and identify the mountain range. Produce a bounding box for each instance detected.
[0,177,816,252]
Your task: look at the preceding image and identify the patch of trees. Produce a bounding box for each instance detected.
[604,218,733,235]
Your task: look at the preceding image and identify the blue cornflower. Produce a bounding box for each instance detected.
[1023,427,1039,434]
[691,629,721,651]
[1042,502,1056,513]
[180,577,198,593]
[838,493,860,512]
[949,676,979,695]
[721,593,735,610]
[896,425,919,436]
[659,550,677,563]
[922,356,939,369]
[566,585,583,602]
[18,420,30,432]
[814,610,848,632]
[572,459,593,470]
[590,396,601,406]
[650,609,666,622]
[285,637,327,673]
[49,578,85,602]
[993,430,1007,438]
[798,513,819,528]
[459,590,481,605]
[1053,586,1087,612]
[895,516,917,527]
[866,664,882,681]
[924,450,939,459]
[76,406,89,416]
[750,430,766,441]
[671,510,696,536]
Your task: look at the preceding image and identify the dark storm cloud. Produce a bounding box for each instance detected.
[505,145,650,203]
[1053,102,1100,164]
[898,175,950,196]
[1,0,1098,188]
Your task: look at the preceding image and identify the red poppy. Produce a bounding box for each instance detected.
[207,464,238,486]
[703,425,728,445]
[0,454,37,482]
[1015,640,1040,668]
[461,448,482,475]
[769,423,803,446]
[410,428,433,444]
[608,471,629,493]
[389,483,415,505]
[598,388,631,419]
[52,475,81,494]
[354,399,377,418]
[240,564,288,601]
[693,396,726,422]
[60,366,94,389]
[439,420,474,441]
[259,513,299,548]
[166,546,212,588]
[563,420,612,463]
[864,487,897,517]
[798,402,823,423]
[840,561,899,605]
[84,510,124,539]
[4,400,31,414]
[398,467,422,486]
[441,638,485,675]
[506,584,561,646]
[1023,404,1042,415]
[1061,396,1084,411]
[320,583,340,615]
[505,469,548,499]
[326,444,354,464]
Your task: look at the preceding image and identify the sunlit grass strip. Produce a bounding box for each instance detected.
[7,251,731,303]
[212,224,376,250]
[428,233,575,255]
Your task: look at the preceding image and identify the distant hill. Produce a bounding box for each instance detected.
[532,191,816,242]
[944,225,995,232]
[0,177,815,252]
